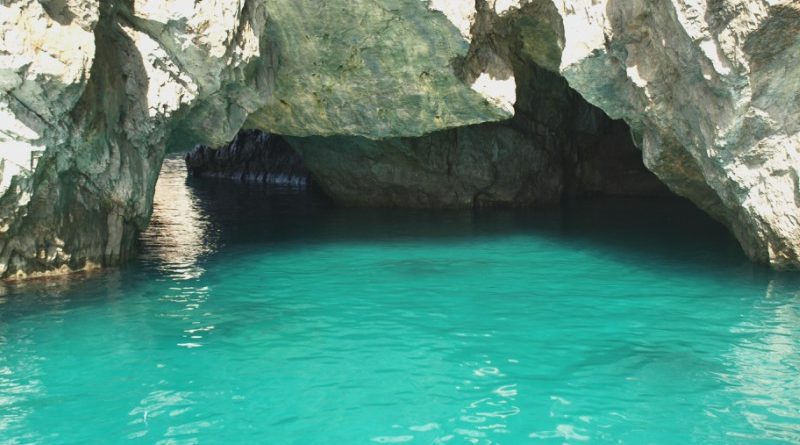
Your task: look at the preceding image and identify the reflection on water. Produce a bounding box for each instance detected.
[0,154,798,444]
[723,278,800,442]
[0,334,44,443]
[139,157,215,280]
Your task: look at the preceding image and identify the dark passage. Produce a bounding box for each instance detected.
[184,130,312,188]
[143,155,748,279]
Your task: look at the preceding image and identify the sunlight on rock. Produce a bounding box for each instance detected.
[470,72,516,115]
[426,0,475,40]
[119,25,198,118]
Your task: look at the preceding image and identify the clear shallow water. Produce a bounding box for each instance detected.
[1,157,799,444]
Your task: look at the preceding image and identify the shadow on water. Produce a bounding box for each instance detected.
[182,169,777,283]
[1,155,798,320]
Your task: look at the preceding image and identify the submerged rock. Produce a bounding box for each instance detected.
[0,0,798,276]
[185,130,310,187]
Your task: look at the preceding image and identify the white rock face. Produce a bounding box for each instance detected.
[459,0,800,268]
[0,0,798,277]
[0,0,98,195]
[552,0,800,268]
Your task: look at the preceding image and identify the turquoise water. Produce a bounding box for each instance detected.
[1,157,799,444]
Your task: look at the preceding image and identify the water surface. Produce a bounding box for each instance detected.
[1,157,798,444]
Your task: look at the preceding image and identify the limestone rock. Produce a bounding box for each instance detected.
[0,0,269,278]
[452,0,800,268]
[551,0,800,268]
[243,0,512,138]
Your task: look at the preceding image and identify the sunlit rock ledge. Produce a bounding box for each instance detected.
[0,0,798,278]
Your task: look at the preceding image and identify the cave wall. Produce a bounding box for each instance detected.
[285,61,668,207]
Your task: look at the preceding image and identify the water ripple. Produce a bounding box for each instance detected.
[0,157,798,444]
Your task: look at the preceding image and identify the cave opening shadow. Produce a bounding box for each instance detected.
[146,150,774,290]
[0,153,787,323]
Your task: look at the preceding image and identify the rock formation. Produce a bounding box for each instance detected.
[185,130,311,187]
[552,1,800,268]
[0,0,797,277]
[286,62,669,207]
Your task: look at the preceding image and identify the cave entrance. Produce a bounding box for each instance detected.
[140,57,744,276]
[200,63,674,210]
[141,117,745,280]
